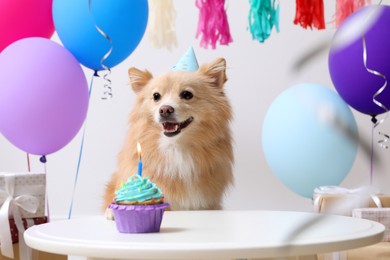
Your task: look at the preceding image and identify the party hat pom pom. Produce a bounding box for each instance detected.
[171,47,199,72]
[294,0,325,30]
[335,0,371,28]
[147,0,177,50]
[248,0,280,43]
[195,0,233,49]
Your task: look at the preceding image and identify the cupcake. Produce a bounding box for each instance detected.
[109,174,170,233]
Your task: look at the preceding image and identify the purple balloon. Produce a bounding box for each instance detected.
[329,5,390,116]
[0,37,89,155]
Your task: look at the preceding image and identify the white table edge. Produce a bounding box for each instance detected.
[24,211,386,259]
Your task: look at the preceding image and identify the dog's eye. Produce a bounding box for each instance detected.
[180,91,193,100]
[153,92,161,101]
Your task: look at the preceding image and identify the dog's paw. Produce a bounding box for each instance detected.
[105,208,115,220]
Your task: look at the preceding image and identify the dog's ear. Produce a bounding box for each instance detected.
[128,67,153,93]
[198,58,227,89]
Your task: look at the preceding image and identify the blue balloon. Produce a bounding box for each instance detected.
[53,0,148,71]
[262,83,358,198]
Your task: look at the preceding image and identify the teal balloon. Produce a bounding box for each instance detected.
[53,0,148,71]
[262,83,358,198]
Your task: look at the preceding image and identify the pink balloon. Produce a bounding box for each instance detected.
[0,37,89,155]
[0,0,54,52]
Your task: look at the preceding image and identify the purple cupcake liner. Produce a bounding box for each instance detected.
[109,203,170,233]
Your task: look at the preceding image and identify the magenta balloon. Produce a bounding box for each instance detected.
[0,0,55,52]
[329,5,390,116]
[0,37,89,155]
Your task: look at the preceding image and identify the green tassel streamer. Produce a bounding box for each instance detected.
[248,0,280,43]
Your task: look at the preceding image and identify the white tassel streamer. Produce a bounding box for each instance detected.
[147,0,177,50]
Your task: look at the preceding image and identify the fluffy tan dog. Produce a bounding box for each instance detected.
[104,58,233,211]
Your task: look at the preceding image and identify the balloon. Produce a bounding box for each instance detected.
[53,0,148,71]
[329,5,390,116]
[0,37,89,155]
[0,0,54,52]
[262,83,358,198]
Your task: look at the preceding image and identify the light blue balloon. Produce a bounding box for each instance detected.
[53,0,148,71]
[262,83,358,198]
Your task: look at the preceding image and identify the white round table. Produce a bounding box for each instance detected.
[24,210,385,260]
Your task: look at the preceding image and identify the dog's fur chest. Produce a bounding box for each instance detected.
[157,140,196,182]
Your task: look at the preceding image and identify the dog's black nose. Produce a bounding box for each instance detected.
[159,105,174,118]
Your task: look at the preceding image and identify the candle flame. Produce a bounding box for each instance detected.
[137,142,142,160]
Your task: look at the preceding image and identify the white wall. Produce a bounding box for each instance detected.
[1,1,389,218]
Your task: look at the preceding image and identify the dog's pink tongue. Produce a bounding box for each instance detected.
[163,122,178,132]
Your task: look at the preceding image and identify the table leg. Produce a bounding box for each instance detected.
[84,256,318,260]
[248,255,318,260]
[86,258,115,260]
[86,257,115,260]
[298,255,318,260]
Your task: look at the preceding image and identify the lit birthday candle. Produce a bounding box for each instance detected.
[137,142,142,177]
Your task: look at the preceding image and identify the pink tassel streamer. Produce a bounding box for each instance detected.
[196,0,233,49]
[335,0,371,27]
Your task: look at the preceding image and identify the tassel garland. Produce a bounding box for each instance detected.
[294,0,325,30]
[195,0,233,49]
[248,0,280,43]
[335,0,371,27]
[147,0,177,50]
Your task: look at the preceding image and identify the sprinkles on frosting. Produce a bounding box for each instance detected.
[115,174,164,205]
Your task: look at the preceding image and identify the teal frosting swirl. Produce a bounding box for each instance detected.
[115,174,163,204]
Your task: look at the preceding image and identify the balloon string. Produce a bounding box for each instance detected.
[68,74,95,219]
[378,131,389,148]
[26,153,31,172]
[99,67,113,100]
[370,120,375,185]
[362,35,389,149]
[39,156,50,222]
[88,0,113,100]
